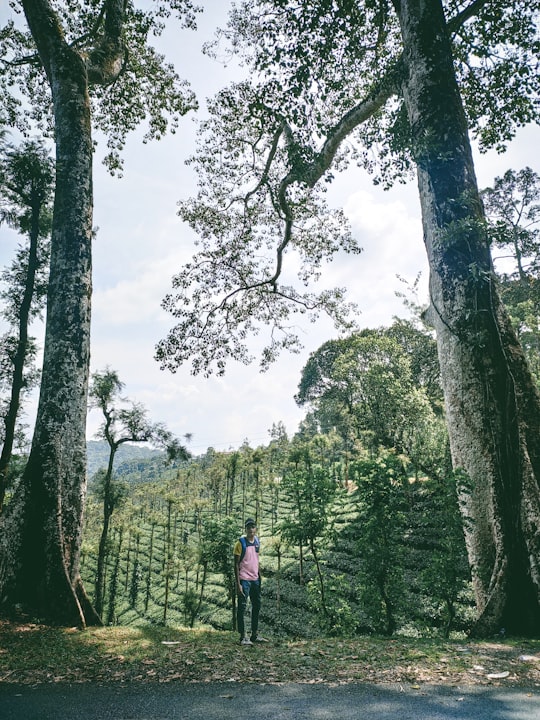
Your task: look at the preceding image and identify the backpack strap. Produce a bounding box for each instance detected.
[239,535,259,561]
[239,536,247,561]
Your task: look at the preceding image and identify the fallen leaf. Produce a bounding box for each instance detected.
[486,671,510,679]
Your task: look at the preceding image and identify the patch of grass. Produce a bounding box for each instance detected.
[1,620,539,687]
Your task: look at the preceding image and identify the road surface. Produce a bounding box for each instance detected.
[1,682,539,719]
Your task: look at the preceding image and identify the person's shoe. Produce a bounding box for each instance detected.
[240,637,253,645]
[251,636,269,643]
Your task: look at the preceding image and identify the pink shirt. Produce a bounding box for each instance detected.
[234,537,260,581]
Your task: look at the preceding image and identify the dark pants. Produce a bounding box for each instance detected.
[237,579,261,640]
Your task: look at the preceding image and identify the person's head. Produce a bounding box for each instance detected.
[245,518,257,537]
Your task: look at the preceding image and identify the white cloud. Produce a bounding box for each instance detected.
[314,184,428,327]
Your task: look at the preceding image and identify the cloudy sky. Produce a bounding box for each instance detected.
[1,2,539,454]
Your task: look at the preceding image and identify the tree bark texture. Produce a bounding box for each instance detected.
[394,0,540,634]
[0,0,99,626]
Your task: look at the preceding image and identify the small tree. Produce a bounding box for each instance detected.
[89,367,189,620]
[351,452,408,636]
[279,445,336,622]
[483,167,540,282]
[199,516,241,630]
[416,471,471,637]
[482,167,540,384]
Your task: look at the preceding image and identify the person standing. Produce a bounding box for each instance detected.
[233,518,268,645]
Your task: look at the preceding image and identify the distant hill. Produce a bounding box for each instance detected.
[87,440,164,480]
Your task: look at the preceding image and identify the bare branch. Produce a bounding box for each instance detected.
[244,124,284,204]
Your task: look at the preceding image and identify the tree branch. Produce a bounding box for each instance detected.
[447,0,491,34]
[244,125,284,205]
[160,0,496,375]
[291,61,403,191]
[86,0,126,86]
[21,0,67,76]
[257,61,402,293]
[255,0,483,292]
[70,1,108,50]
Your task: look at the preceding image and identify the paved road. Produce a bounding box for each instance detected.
[1,682,539,719]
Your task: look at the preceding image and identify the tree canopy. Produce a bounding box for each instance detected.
[0,0,199,173]
[156,0,540,377]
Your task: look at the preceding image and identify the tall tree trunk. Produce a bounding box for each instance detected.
[95,505,112,619]
[394,0,540,635]
[0,0,99,626]
[309,539,328,619]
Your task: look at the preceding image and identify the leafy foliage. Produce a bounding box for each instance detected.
[350,451,409,636]
[295,325,445,471]
[88,367,189,618]
[156,80,361,376]
[89,367,190,460]
[0,0,199,173]
[157,0,540,376]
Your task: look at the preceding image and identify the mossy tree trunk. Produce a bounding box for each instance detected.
[394,0,540,635]
[0,0,125,626]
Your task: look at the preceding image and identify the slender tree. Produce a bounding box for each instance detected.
[199,516,239,630]
[156,0,540,635]
[105,526,123,626]
[279,451,336,621]
[482,168,540,383]
[351,452,409,635]
[89,367,189,620]
[0,140,53,512]
[483,167,540,283]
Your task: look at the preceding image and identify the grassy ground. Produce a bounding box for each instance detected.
[1,620,539,688]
